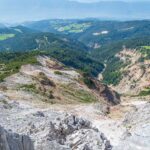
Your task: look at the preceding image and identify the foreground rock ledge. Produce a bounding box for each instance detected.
[0,126,34,150]
[30,115,112,150]
[0,115,112,150]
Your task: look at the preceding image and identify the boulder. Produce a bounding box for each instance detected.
[34,115,112,150]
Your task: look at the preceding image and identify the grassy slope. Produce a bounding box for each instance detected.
[0,34,15,41]
[0,49,104,82]
[0,51,38,81]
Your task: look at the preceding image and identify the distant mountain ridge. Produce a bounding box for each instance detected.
[24,19,150,48]
[0,0,150,22]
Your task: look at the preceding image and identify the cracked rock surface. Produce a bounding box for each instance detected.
[0,96,112,150]
[0,125,34,150]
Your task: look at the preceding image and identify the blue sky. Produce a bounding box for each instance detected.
[73,0,149,2]
[0,0,149,23]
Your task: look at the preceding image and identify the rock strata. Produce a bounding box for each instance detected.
[0,126,34,150]
[34,115,112,150]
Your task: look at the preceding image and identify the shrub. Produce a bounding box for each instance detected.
[82,72,96,89]
[138,87,150,96]
[54,71,63,75]
[38,72,55,87]
[19,84,37,93]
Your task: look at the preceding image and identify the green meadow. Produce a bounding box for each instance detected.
[0,34,15,41]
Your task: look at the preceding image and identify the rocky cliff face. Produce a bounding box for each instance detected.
[113,48,150,96]
[0,126,34,150]
[1,90,149,150]
[92,79,120,105]
[0,96,112,150]
[35,115,112,150]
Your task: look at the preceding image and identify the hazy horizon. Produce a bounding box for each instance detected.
[0,0,150,23]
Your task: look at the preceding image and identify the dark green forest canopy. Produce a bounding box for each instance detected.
[0,49,104,82]
[25,20,150,47]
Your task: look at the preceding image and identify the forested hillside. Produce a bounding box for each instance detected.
[91,36,150,85]
[24,20,150,48]
[0,32,88,52]
[1,19,150,87]
[0,28,104,82]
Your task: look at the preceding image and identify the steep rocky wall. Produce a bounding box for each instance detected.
[92,79,120,105]
[0,126,34,150]
[113,49,150,95]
